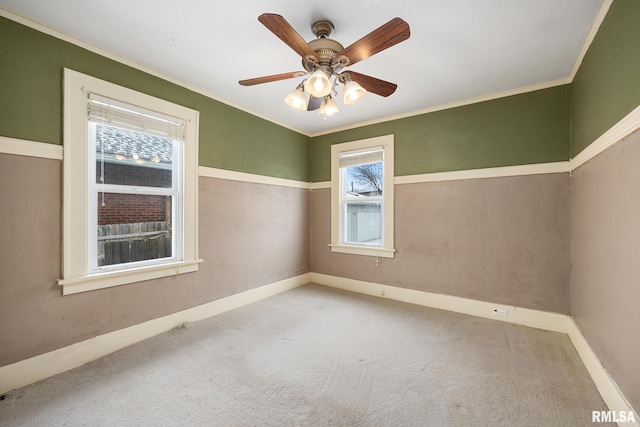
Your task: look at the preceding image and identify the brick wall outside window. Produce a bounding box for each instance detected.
[97,161,172,187]
[98,193,170,225]
[96,162,172,225]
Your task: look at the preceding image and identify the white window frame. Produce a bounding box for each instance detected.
[330,135,395,258]
[59,69,201,295]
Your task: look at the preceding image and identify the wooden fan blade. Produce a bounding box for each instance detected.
[339,18,410,66]
[343,71,397,97]
[258,13,318,60]
[239,71,307,86]
[307,95,323,111]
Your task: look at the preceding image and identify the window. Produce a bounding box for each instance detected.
[330,135,395,258]
[60,69,200,295]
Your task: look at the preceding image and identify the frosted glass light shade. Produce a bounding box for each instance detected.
[284,86,307,111]
[305,70,332,98]
[343,80,366,105]
[318,96,339,116]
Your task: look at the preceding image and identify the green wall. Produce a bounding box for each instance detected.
[8,0,639,184]
[571,0,640,157]
[0,17,310,182]
[310,86,570,182]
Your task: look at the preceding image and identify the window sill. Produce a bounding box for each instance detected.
[58,259,203,295]
[329,244,396,258]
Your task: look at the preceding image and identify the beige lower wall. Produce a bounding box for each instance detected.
[571,129,640,412]
[311,173,571,314]
[0,153,309,367]
[3,144,638,415]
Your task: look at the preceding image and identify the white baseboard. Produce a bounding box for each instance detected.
[310,272,638,426]
[568,319,639,426]
[310,273,569,333]
[3,272,637,426]
[0,273,309,395]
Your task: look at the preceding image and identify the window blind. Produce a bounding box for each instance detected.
[339,146,384,168]
[88,94,185,141]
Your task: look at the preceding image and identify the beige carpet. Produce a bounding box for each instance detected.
[0,284,610,426]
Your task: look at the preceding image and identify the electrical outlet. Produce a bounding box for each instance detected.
[493,308,507,317]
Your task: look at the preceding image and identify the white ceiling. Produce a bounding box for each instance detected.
[1,0,605,136]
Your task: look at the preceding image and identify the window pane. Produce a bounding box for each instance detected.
[95,123,174,188]
[344,162,383,196]
[345,202,382,245]
[97,193,173,266]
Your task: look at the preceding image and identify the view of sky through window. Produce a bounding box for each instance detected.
[345,161,383,196]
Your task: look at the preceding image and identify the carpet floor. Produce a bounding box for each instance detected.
[0,284,610,426]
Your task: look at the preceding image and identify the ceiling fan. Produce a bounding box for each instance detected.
[239,13,410,116]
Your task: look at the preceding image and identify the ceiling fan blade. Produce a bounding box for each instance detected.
[339,18,410,66]
[307,95,323,111]
[342,71,398,97]
[258,13,319,60]
[239,71,307,86]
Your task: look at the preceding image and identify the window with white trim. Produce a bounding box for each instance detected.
[60,69,201,295]
[330,135,395,258]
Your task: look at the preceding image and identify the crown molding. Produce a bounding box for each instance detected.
[0,7,306,137]
[309,78,571,137]
[1,8,578,140]
[568,0,614,81]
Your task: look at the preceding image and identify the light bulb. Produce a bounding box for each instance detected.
[284,84,307,111]
[305,70,332,98]
[343,80,366,105]
[318,96,339,116]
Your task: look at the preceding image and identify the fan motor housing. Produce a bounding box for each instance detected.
[302,19,344,72]
[303,38,344,72]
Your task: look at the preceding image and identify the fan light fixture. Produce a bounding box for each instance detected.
[305,69,332,98]
[239,14,410,119]
[343,79,366,105]
[284,82,307,111]
[318,96,339,116]
[285,72,365,115]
